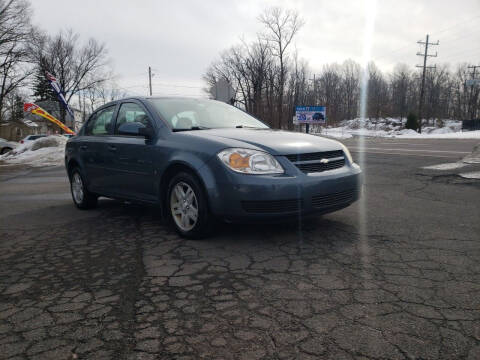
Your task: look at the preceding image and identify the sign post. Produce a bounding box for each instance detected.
[210,79,235,104]
[295,106,326,134]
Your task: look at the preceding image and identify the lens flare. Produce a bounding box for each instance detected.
[358,0,377,264]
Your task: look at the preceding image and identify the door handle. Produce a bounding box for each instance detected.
[108,145,117,152]
[80,145,88,151]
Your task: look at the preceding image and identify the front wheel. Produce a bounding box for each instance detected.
[70,168,98,209]
[167,172,212,239]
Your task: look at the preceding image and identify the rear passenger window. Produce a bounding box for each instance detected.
[85,106,116,136]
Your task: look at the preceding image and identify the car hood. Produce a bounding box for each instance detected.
[184,128,342,155]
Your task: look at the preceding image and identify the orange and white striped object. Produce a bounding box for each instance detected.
[23,103,75,135]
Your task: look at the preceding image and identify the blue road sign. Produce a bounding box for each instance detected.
[295,106,326,124]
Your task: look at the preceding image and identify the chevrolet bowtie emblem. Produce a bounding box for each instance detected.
[320,158,329,164]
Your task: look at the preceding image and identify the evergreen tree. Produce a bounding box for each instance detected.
[12,95,25,122]
[405,112,418,131]
[31,65,57,102]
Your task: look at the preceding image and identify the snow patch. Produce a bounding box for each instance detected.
[421,143,480,170]
[459,171,480,179]
[423,162,468,170]
[0,135,66,167]
[316,118,480,139]
[21,119,39,128]
[463,143,480,164]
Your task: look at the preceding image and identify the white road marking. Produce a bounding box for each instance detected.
[349,150,463,158]
[459,171,480,179]
[375,142,431,146]
[422,162,467,170]
[349,147,469,154]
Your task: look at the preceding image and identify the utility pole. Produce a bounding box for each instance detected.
[148,66,153,96]
[305,74,316,134]
[467,65,480,119]
[416,34,439,133]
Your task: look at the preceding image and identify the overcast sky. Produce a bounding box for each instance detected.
[30,0,480,98]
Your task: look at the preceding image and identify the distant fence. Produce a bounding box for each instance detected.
[462,119,480,131]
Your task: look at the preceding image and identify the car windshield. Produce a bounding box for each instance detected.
[148,98,269,130]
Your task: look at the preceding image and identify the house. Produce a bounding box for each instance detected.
[0,100,84,141]
[0,118,41,141]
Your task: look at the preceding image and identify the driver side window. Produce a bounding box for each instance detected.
[115,102,153,134]
[85,106,116,136]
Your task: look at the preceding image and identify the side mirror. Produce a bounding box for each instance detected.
[117,122,154,139]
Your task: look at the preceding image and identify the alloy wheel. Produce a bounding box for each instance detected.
[71,172,84,204]
[170,181,199,232]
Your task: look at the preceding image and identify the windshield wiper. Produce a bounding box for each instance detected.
[235,125,263,129]
[172,126,210,132]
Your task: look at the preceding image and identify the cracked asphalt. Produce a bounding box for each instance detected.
[0,138,479,359]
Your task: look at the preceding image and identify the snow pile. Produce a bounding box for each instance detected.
[0,135,67,167]
[463,143,480,164]
[423,162,468,170]
[395,129,418,136]
[316,118,480,139]
[422,143,480,171]
[459,171,480,179]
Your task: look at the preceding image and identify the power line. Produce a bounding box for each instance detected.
[118,84,148,89]
[151,83,204,89]
[416,34,439,133]
[437,46,480,63]
[430,13,480,37]
[435,29,480,47]
[374,13,480,68]
[374,43,413,62]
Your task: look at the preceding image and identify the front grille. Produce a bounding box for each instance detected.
[285,150,344,163]
[311,189,358,209]
[242,199,303,214]
[296,159,345,173]
[285,150,345,173]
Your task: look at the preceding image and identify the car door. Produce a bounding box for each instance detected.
[108,101,156,201]
[80,105,117,193]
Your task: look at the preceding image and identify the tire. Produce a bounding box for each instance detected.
[166,171,212,239]
[1,147,12,155]
[69,167,98,209]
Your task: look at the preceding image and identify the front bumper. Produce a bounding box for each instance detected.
[201,155,363,222]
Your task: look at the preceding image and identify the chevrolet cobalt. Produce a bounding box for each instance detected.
[65,98,362,238]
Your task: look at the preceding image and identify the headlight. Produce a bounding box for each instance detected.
[340,144,354,164]
[217,148,284,174]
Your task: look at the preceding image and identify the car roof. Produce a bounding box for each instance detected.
[97,96,212,109]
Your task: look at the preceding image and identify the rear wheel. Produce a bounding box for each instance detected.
[0,147,12,154]
[70,168,98,209]
[167,172,212,239]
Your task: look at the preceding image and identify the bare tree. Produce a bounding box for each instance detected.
[0,0,34,122]
[205,8,479,131]
[258,7,304,128]
[85,79,127,111]
[367,63,388,121]
[341,60,361,121]
[316,63,342,123]
[390,64,412,123]
[30,29,110,123]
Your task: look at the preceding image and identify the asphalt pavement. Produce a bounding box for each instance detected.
[0,138,479,359]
